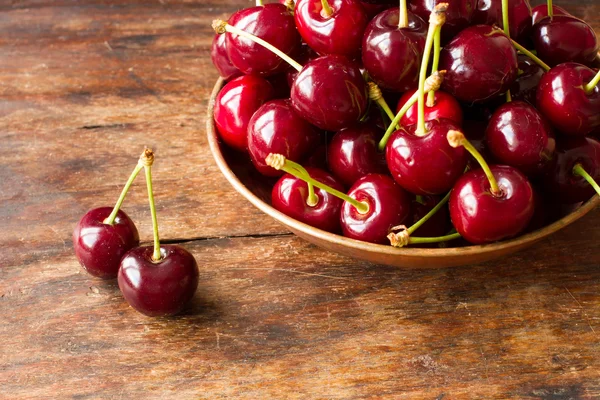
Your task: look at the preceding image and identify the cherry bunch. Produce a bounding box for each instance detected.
[73,149,199,316]
[211,0,600,248]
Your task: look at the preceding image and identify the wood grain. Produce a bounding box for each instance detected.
[1,0,600,398]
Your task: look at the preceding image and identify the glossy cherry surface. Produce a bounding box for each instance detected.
[537,63,600,137]
[532,15,598,68]
[486,101,556,177]
[226,4,301,76]
[211,33,241,81]
[327,123,386,186]
[73,207,139,279]
[449,165,535,244]
[472,0,532,45]
[531,4,570,25]
[272,167,345,233]
[294,0,369,59]
[118,245,199,317]
[510,54,545,106]
[248,99,320,177]
[543,137,600,204]
[341,174,411,244]
[385,119,468,195]
[439,25,518,103]
[291,55,368,131]
[396,89,463,127]
[214,75,275,152]
[362,8,427,92]
[409,0,476,44]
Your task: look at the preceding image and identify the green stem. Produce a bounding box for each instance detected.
[584,69,600,95]
[416,22,437,136]
[506,90,512,103]
[547,0,553,18]
[399,0,408,28]
[501,0,510,38]
[407,191,451,235]
[459,137,501,196]
[285,162,319,207]
[573,164,600,196]
[256,0,263,5]
[103,162,144,225]
[427,27,442,107]
[321,0,334,17]
[378,91,417,151]
[376,97,400,130]
[409,233,461,245]
[144,161,161,262]
[511,39,551,72]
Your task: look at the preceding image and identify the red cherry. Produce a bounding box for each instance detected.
[408,0,476,44]
[294,0,369,59]
[341,174,411,244]
[510,54,545,106]
[531,4,570,25]
[73,207,139,279]
[247,99,320,176]
[472,0,532,45]
[396,89,463,127]
[226,4,301,76]
[118,245,199,317]
[361,0,393,18]
[439,25,518,103]
[271,167,345,233]
[210,33,241,81]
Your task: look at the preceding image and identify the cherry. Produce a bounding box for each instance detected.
[439,25,518,103]
[531,4,570,25]
[396,89,463,127]
[485,101,556,177]
[472,0,532,45]
[213,75,275,152]
[226,4,301,77]
[118,149,199,317]
[408,0,476,44]
[361,5,427,92]
[543,136,600,204]
[360,0,393,18]
[447,131,535,244]
[536,63,600,137]
[327,123,387,186]
[271,166,345,232]
[247,99,320,177]
[532,15,598,68]
[210,33,241,81]
[341,174,411,244]
[285,44,318,88]
[510,54,546,106]
[294,0,369,59]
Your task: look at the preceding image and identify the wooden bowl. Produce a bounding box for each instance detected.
[207,78,599,268]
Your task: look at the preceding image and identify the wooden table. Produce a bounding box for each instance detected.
[2,1,599,398]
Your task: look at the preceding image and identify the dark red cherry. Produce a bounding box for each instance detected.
[226,4,301,76]
[543,136,600,204]
[472,0,532,45]
[439,25,518,103]
[486,101,556,177]
[211,33,241,81]
[396,89,463,127]
[385,119,468,195]
[341,174,411,244]
[510,54,545,106]
[294,0,369,59]
[291,55,368,131]
[362,8,427,92]
[449,165,535,244]
[248,99,320,177]
[410,195,451,238]
[537,63,600,137]
[213,75,275,152]
[361,0,393,18]
[532,15,598,68]
[272,167,345,233]
[408,0,476,44]
[531,4,570,25]
[73,207,139,279]
[327,123,387,186]
[118,245,199,317]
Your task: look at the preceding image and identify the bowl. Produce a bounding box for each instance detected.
[207,78,599,269]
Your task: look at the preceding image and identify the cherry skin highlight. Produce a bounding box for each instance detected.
[73,207,139,279]
[213,75,275,152]
[118,245,199,317]
[396,89,463,127]
[341,174,411,244]
[271,167,345,233]
[211,33,241,81]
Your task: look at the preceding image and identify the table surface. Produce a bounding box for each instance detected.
[2,0,600,398]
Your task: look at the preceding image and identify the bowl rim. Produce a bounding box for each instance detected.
[207,77,600,260]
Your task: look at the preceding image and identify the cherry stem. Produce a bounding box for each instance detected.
[547,0,553,18]
[408,191,451,235]
[416,4,447,137]
[447,130,502,196]
[266,154,370,214]
[511,39,551,72]
[410,233,461,245]
[285,160,319,206]
[284,0,295,13]
[212,20,303,72]
[141,149,161,262]
[388,227,460,247]
[506,90,512,103]
[573,164,600,196]
[426,27,442,107]
[103,161,144,225]
[399,0,408,28]
[584,69,600,95]
[501,0,510,38]
[256,0,263,6]
[321,0,334,17]
[368,82,400,131]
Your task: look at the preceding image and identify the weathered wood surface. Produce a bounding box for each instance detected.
[1,0,599,398]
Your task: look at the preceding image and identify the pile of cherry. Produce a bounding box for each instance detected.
[212,0,600,248]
